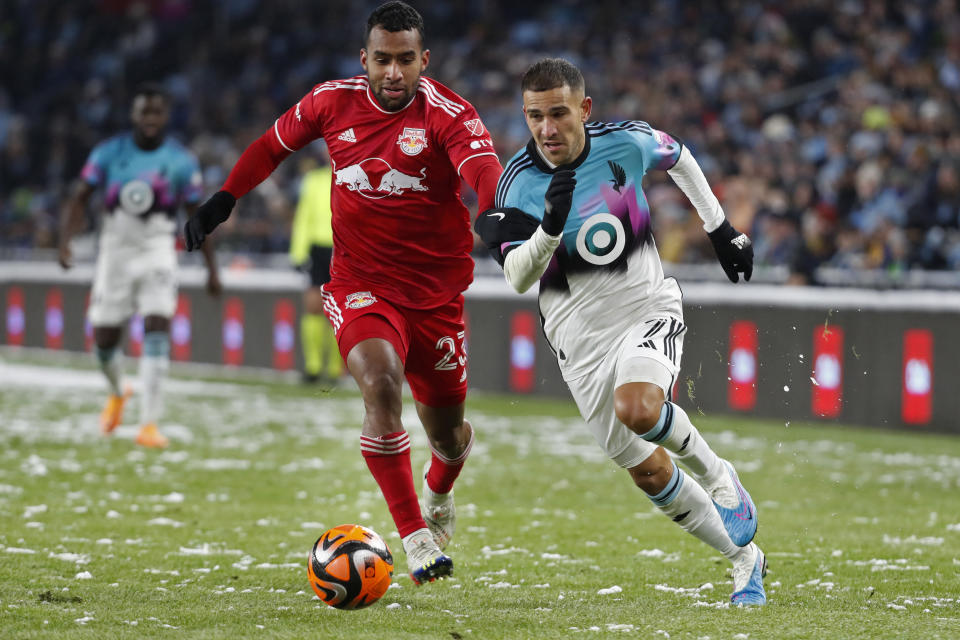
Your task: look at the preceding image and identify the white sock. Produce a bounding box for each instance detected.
[642,402,723,483]
[648,460,739,561]
[139,332,170,426]
[95,345,124,397]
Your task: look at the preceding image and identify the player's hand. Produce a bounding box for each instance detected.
[184,190,235,251]
[708,220,753,283]
[57,242,72,270]
[541,170,576,236]
[206,270,222,297]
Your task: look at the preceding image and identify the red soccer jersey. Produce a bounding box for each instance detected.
[274,75,498,309]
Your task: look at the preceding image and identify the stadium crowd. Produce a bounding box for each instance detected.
[2,0,959,282]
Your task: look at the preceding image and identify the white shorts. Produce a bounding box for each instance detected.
[567,315,686,468]
[87,240,177,326]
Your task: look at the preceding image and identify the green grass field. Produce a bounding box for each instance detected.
[1,351,958,639]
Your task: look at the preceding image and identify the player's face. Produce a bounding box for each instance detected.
[130,95,169,144]
[523,86,592,166]
[361,26,429,112]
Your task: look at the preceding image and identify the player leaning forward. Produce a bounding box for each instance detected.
[476,58,766,605]
[184,2,501,585]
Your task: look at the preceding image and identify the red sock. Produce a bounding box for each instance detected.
[426,423,474,495]
[360,431,425,538]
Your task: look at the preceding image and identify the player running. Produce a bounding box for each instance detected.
[475,58,766,605]
[59,83,221,449]
[184,1,502,585]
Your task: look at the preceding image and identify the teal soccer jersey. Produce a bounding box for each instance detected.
[492,121,686,380]
[81,133,202,246]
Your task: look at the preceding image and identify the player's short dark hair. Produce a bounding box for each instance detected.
[365,1,425,48]
[132,82,170,104]
[521,58,585,94]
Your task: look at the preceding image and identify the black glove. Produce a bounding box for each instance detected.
[541,170,576,236]
[474,207,541,266]
[184,190,236,251]
[708,220,753,283]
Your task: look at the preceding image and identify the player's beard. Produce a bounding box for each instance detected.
[372,78,418,112]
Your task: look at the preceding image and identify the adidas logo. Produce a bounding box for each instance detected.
[338,128,357,143]
[731,234,750,250]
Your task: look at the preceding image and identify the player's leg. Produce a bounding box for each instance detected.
[134,314,170,449]
[93,325,130,434]
[610,406,766,606]
[89,250,134,435]
[414,402,472,551]
[133,251,178,448]
[404,296,472,553]
[615,318,757,546]
[302,245,335,384]
[323,286,451,585]
[569,350,766,605]
[301,286,326,383]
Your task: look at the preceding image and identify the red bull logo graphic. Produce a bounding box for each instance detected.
[334,158,428,199]
[345,292,377,310]
[397,127,427,155]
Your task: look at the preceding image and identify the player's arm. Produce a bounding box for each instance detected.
[474,170,576,294]
[57,180,94,269]
[183,132,292,251]
[184,202,222,296]
[666,146,753,282]
[459,154,502,215]
[184,92,323,251]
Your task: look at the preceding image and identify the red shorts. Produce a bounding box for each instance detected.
[320,281,467,407]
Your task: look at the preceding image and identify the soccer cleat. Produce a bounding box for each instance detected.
[710,460,757,547]
[421,461,456,550]
[135,423,169,449]
[731,542,767,606]
[100,387,132,435]
[403,528,453,585]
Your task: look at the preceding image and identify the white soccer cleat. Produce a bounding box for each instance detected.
[731,542,767,606]
[421,461,456,550]
[707,459,758,547]
[403,527,453,585]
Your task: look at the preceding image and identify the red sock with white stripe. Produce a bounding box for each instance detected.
[360,431,425,538]
[425,421,474,495]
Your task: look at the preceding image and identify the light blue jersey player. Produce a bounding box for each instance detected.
[475,59,765,606]
[59,84,220,448]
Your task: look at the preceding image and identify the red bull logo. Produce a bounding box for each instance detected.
[334,158,429,199]
[345,292,377,310]
[397,127,427,156]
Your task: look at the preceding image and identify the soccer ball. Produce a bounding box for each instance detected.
[307,524,394,609]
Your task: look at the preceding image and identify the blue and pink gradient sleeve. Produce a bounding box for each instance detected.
[80,141,109,187]
[639,128,683,173]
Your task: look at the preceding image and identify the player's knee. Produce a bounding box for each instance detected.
[357,368,404,412]
[93,326,122,350]
[614,387,664,435]
[143,315,169,333]
[626,447,673,494]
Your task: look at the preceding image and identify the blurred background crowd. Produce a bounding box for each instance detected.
[1,0,959,285]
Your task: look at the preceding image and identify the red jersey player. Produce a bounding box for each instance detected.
[184,1,502,585]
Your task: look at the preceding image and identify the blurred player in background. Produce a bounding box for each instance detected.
[476,58,765,605]
[58,83,221,449]
[290,153,342,386]
[183,1,502,584]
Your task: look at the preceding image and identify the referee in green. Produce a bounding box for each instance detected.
[290,158,341,385]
